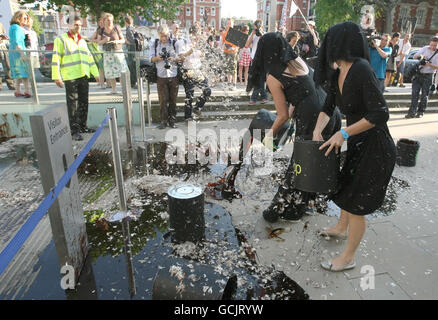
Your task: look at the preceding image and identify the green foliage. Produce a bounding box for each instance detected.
[18,0,185,24]
[27,10,44,36]
[313,0,362,36]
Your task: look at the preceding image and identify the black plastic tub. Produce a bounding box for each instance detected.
[396,138,420,167]
[293,140,340,194]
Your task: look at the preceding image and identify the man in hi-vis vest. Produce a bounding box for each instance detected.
[52,15,99,141]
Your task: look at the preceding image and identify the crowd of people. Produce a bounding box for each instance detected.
[148,17,321,128]
[0,10,40,98]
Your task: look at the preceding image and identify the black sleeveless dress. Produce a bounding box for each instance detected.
[323,58,396,215]
[269,64,341,140]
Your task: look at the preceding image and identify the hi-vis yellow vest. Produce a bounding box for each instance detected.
[51,33,98,81]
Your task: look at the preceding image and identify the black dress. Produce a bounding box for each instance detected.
[323,58,396,215]
[269,66,341,140]
[263,66,341,220]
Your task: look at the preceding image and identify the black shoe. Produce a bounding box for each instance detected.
[405,113,415,119]
[263,207,280,223]
[80,127,96,133]
[168,122,177,128]
[280,204,305,222]
[157,123,167,129]
[415,113,424,118]
[72,132,84,141]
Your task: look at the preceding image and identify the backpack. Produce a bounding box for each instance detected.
[133,31,144,51]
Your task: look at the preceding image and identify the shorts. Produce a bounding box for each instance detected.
[224,52,237,75]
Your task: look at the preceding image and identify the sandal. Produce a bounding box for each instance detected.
[321,259,356,272]
[317,228,348,240]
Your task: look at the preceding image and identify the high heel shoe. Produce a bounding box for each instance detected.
[317,228,348,240]
[14,92,24,97]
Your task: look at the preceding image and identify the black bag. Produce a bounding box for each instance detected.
[24,33,31,48]
[143,60,157,83]
[134,31,144,51]
[102,42,115,51]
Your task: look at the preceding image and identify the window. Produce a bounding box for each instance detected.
[200,7,205,16]
[416,7,426,28]
[211,19,216,28]
[211,7,216,16]
[186,7,191,16]
[399,7,408,20]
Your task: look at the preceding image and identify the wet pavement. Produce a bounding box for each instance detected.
[1,114,438,300]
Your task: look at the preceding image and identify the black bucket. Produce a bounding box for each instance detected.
[293,140,340,194]
[152,259,237,300]
[248,109,291,145]
[168,184,205,243]
[396,138,420,167]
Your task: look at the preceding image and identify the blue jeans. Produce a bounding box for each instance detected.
[409,73,433,116]
[250,83,267,102]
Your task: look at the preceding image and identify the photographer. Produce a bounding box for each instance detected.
[246,19,267,105]
[369,34,391,93]
[405,36,438,119]
[150,24,181,129]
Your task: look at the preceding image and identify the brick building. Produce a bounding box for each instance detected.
[375,0,438,46]
[174,0,221,30]
[256,0,317,32]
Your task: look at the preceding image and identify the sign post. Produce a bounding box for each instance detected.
[29,104,88,285]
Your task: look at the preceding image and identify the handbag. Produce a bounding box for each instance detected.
[103,42,115,51]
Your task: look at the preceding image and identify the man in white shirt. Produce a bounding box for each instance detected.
[395,33,411,87]
[150,24,181,129]
[406,36,438,118]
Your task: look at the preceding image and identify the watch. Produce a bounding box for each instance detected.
[340,128,350,140]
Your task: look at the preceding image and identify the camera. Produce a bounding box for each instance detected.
[419,57,427,66]
[368,35,381,48]
[160,47,171,69]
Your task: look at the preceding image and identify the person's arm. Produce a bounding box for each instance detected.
[97,32,109,45]
[376,46,390,59]
[51,37,64,87]
[266,74,289,137]
[245,30,255,48]
[115,26,125,44]
[313,80,337,141]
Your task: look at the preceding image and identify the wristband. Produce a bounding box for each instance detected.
[340,128,349,140]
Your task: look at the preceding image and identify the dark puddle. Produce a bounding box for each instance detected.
[1,194,308,299]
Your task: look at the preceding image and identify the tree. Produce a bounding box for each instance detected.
[313,0,363,35]
[27,10,44,36]
[361,0,400,33]
[18,0,185,24]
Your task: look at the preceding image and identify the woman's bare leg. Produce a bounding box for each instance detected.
[330,211,366,268]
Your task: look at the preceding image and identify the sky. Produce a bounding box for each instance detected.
[221,0,257,20]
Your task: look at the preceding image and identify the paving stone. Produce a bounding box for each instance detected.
[350,273,412,300]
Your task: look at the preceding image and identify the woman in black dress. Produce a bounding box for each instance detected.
[313,22,396,271]
[248,32,341,222]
